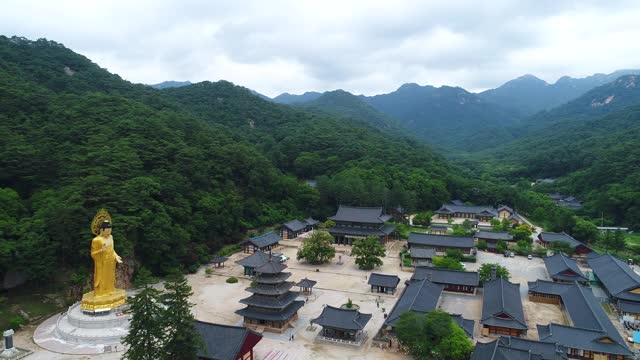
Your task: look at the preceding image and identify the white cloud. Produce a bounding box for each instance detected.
[2,0,639,96]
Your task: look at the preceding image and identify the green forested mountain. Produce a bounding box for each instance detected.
[149,80,192,89]
[0,36,479,283]
[272,91,322,104]
[473,88,640,228]
[363,83,522,151]
[479,70,640,116]
[518,74,640,132]
[296,90,401,131]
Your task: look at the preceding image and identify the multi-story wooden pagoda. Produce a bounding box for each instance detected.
[235,258,303,333]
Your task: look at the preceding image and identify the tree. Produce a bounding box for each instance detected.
[549,241,574,255]
[571,218,599,244]
[608,230,626,251]
[510,224,533,242]
[351,236,385,270]
[445,249,464,261]
[496,240,508,253]
[477,240,488,251]
[395,310,473,360]
[478,263,510,282]
[412,211,433,226]
[322,220,335,229]
[515,239,532,255]
[123,285,165,360]
[161,274,202,360]
[432,257,464,271]
[296,230,336,264]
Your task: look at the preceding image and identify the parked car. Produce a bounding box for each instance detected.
[527,255,533,260]
[509,252,515,258]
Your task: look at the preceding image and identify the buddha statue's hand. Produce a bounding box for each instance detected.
[115,254,122,263]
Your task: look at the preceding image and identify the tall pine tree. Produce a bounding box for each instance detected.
[161,274,202,360]
[123,285,165,360]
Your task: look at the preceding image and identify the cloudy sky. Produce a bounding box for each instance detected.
[3,0,640,97]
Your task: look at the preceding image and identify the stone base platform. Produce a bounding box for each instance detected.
[34,302,130,355]
[81,289,126,312]
[0,347,32,360]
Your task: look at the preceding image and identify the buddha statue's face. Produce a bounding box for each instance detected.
[100,227,112,237]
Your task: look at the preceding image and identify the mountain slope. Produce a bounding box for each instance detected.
[149,80,192,89]
[272,91,323,104]
[296,90,401,131]
[473,77,640,228]
[0,36,320,278]
[520,74,640,131]
[479,70,640,115]
[364,83,522,151]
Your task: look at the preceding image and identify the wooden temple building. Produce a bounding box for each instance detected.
[311,305,372,346]
[235,258,303,333]
[326,205,395,245]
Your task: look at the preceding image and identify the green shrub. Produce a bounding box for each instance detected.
[462,255,476,263]
[216,244,242,257]
[477,240,488,251]
[205,268,213,276]
[9,316,26,329]
[226,277,238,284]
[250,281,257,286]
[403,257,412,267]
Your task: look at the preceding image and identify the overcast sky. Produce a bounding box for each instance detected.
[3,0,640,97]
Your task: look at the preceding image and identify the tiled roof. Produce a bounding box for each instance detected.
[328,205,390,224]
[282,219,308,232]
[450,314,475,338]
[436,203,497,216]
[481,278,527,330]
[326,225,395,237]
[543,253,587,282]
[368,273,400,289]
[296,278,317,288]
[235,251,271,268]
[384,279,443,328]
[311,305,372,330]
[194,321,262,360]
[408,233,474,248]
[471,336,568,360]
[475,230,514,241]
[410,247,436,259]
[538,232,583,248]
[529,281,632,356]
[243,231,282,248]
[412,267,479,287]
[587,253,640,301]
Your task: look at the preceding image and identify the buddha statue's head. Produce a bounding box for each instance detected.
[99,220,112,237]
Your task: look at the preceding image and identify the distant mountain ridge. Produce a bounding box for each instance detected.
[362,83,522,151]
[272,91,323,104]
[479,69,640,115]
[149,80,192,89]
[296,90,401,132]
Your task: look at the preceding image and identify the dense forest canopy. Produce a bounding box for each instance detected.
[1,35,636,290]
[0,36,489,283]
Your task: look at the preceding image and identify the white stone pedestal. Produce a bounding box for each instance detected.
[34,302,130,354]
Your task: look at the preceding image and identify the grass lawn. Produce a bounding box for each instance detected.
[626,233,640,249]
[0,289,63,330]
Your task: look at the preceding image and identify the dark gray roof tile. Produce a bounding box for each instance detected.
[408,233,474,248]
[543,253,587,282]
[194,321,262,360]
[481,278,527,330]
[412,267,479,287]
[368,273,400,288]
[311,305,372,330]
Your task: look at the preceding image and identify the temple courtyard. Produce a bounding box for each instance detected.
[11,236,588,359]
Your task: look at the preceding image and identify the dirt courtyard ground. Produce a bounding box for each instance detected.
[190,238,412,360]
[13,236,614,359]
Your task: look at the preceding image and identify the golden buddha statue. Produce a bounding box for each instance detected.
[81,209,126,312]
